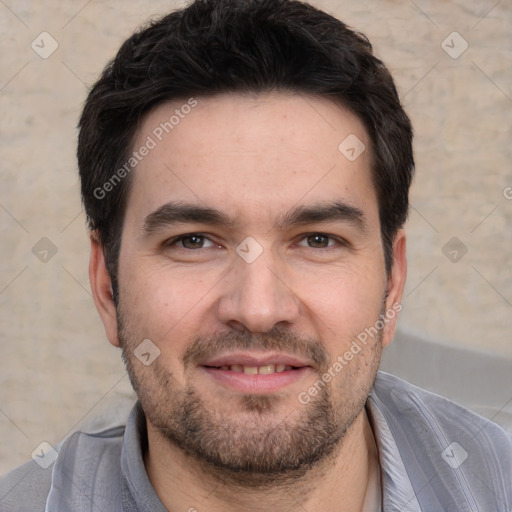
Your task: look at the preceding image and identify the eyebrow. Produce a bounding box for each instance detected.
[142,200,368,235]
[143,202,237,234]
[275,201,367,232]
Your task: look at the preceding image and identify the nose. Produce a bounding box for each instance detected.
[216,248,301,333]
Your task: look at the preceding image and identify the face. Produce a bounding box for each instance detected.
[91,92,406,482]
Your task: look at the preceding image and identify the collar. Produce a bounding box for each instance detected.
[366,389,422,511]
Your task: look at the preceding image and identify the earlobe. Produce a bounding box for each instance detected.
[89,232,121,347]
[382,229,407,348]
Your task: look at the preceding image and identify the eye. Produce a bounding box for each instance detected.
[167,233,217,250]
[297,233,340,249]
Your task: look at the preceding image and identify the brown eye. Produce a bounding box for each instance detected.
[306,234,331,248]
[168,234,216,250]
[180,234,205,249]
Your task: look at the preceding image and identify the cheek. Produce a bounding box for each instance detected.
[298,267,386,338]
[120,265,216,349]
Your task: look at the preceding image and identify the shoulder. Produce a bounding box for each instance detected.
[0,458,53,512]
[373,371,512,440]
[370,371,512,508]
[0,424,126,512]
[372,371,512,449]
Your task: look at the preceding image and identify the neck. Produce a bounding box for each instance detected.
[144,408,377,512]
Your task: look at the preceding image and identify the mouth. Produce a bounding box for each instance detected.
[198,352,314,394]
[204,363,300,374]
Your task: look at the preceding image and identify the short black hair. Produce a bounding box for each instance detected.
[78,0,414,300]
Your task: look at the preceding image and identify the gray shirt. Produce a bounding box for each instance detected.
[1,371,511,511]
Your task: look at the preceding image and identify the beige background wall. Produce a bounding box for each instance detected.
[1,0,511,474]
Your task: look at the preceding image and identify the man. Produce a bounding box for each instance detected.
[1,0,511,510]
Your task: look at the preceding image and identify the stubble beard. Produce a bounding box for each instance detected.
[118,311,383,487]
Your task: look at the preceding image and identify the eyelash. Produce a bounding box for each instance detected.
[165,233,347,251]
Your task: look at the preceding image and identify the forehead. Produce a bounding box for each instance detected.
[126,92,377,231]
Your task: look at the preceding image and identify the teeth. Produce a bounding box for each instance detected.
[259,364,275,375]
[218,364,296,374]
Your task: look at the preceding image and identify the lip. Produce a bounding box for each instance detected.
[198,351,314,394]
[199,351,314,369]
[200,366,312,394]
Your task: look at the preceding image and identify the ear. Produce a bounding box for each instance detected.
[382,229,407,348]
[89,231,120,347]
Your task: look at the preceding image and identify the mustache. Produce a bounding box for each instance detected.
[183,327,329,370]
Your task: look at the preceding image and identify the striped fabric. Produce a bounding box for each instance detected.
[1,371,511,511]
